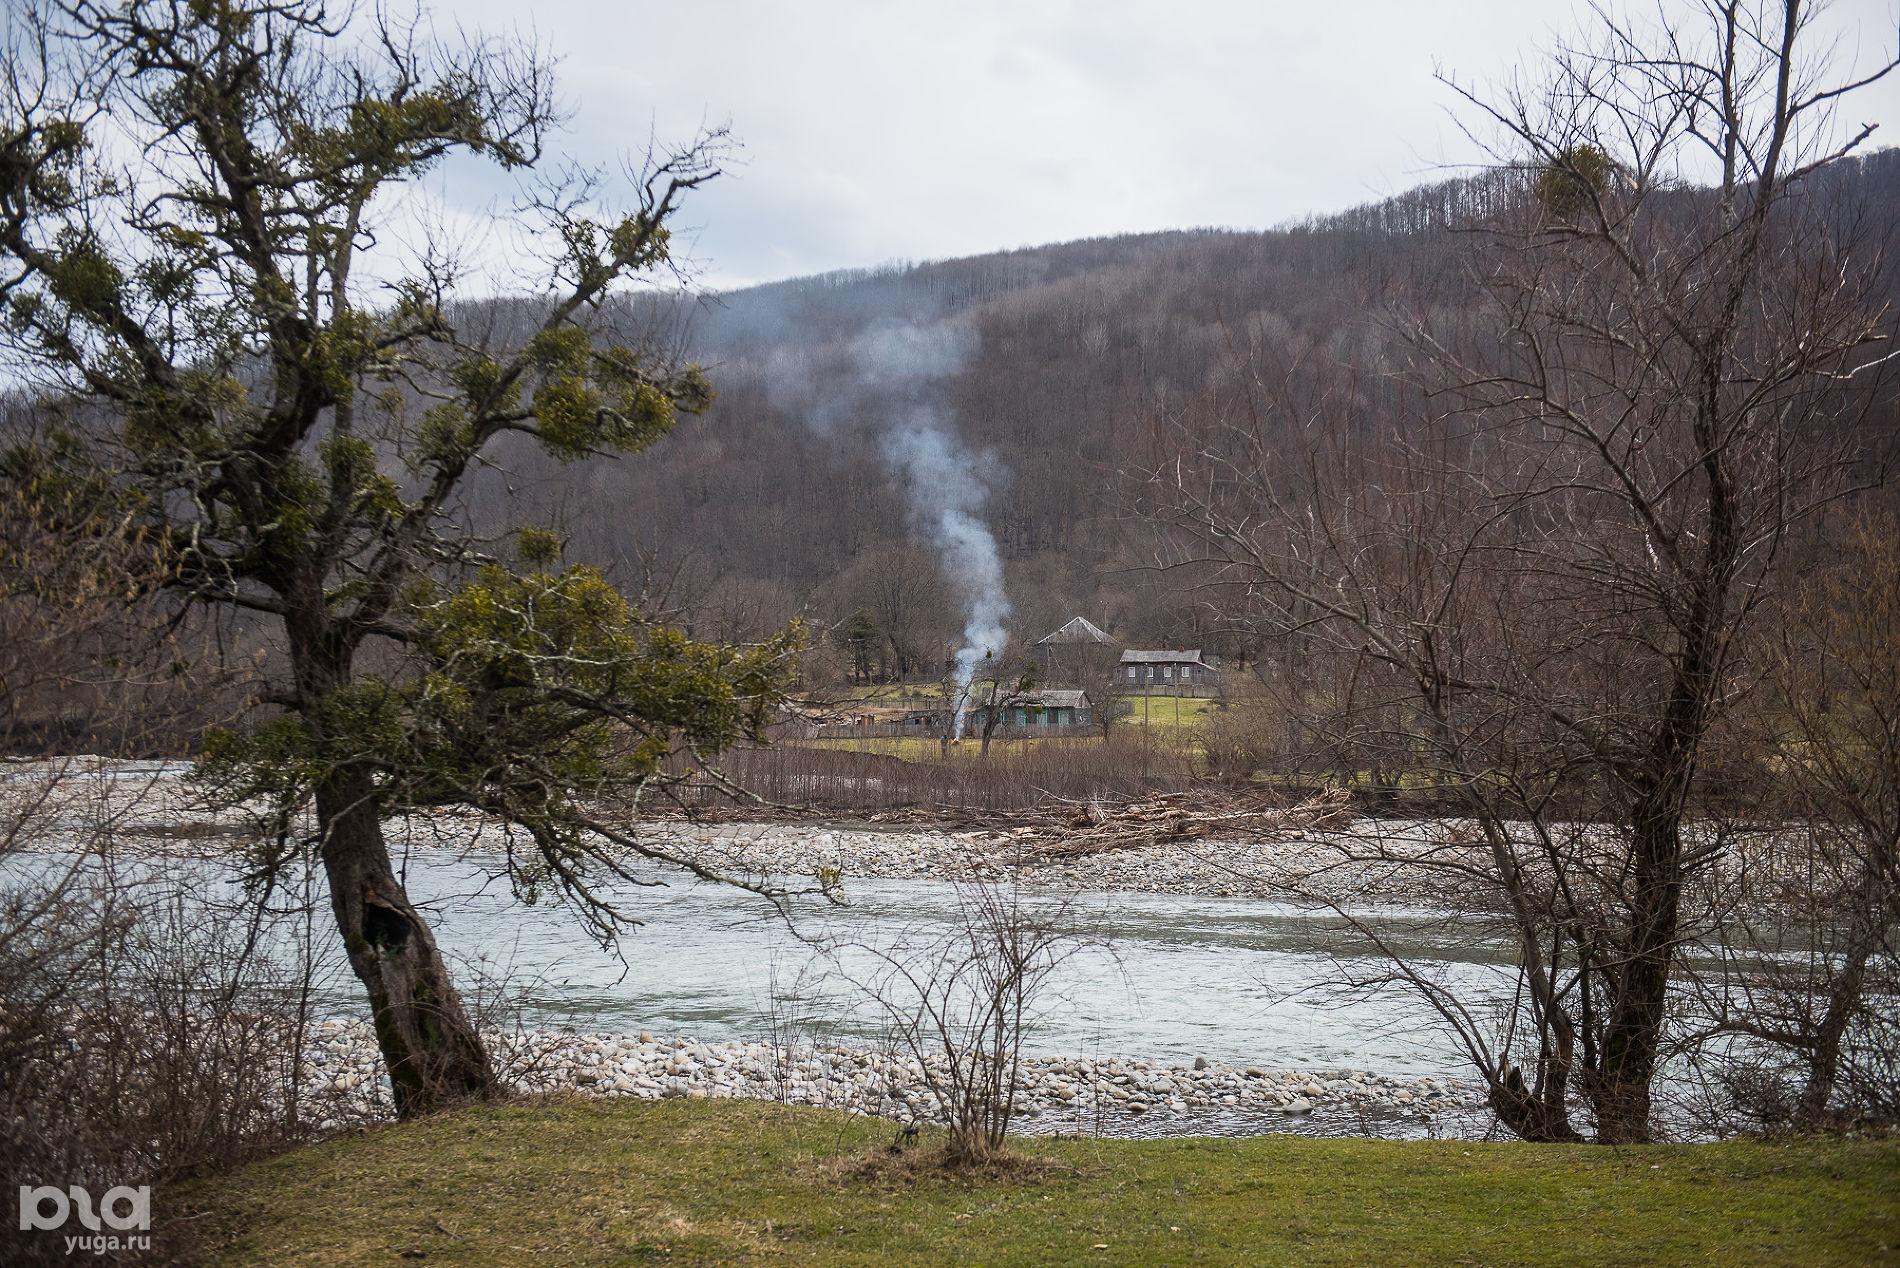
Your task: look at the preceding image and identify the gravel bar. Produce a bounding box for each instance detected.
[298,1018,1478,1138]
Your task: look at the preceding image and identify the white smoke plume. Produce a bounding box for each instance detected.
[848,321,1009,737]
[766,316,1011,737]
[878,417,1010,736]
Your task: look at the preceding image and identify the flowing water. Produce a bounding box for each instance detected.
[7,848,1522,1074]
[396,863,1517,1081]
[9,847,1530,1137]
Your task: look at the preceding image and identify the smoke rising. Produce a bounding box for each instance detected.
[766,316,1011,735]
[879,415,1010,735]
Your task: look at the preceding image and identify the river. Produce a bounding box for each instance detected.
[29,849,1520,1078]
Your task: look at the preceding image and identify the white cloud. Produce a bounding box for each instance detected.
[424,0,1900,289]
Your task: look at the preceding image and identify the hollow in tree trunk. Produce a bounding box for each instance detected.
[316,768,496,1116]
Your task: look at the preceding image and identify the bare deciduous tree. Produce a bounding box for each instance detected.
[1133,0,1897,1142]
[1697,510,1900,1128]
[968,658,1040,758]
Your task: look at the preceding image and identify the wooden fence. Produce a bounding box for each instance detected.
[795,722,1098,741]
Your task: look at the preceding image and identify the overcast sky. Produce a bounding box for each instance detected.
[432,0,1900,292]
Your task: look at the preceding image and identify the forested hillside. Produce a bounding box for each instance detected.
[470,148,1900,685]
[9,151,1897,748]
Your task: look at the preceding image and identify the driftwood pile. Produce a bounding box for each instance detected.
[941,787,1353,861]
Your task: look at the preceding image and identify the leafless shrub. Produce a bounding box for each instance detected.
[1196,700,1281,784]
[757,952,842,1106]
[1681,512,1900,1133]
[1,769,343,1265]
[451,943,593,1092]
[828,880,1093,1164]
[698,729,1198,815]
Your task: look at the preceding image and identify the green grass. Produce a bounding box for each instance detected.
[1119,694,1219,731]
[796,695,1218,763]
[183,1097,1899,1266]
[836,685,928,703]
[795,735,1110,761]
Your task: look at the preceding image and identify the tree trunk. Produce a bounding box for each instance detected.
[1491,1062,1586,1143]
[288,607,494,1116]
[282,594,498,1117]
[1794,913,1885,1125]
[1589,849,1677,1143]
[1589,747,1694,1143]
[316,766,496,1116]
[1587,417,1733,1144]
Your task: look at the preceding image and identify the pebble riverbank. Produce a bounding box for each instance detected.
[11,759,1495,1140]
[635,819,1484,907]
[6,756,1491,906]
[299,1019,1479,1138]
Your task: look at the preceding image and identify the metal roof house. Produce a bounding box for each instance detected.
[1118,648,1221,687]
[966,687,1092,729]
[1032,616,1116,684]
[1035,616,1112,648]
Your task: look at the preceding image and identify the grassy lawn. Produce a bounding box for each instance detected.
[794,735,1112,761]
[184,1097,1898,1267]
[1118,694,1219,731]
[796,695,1218,763]
[835,685,934,703]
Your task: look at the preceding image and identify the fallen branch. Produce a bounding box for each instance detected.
[932,787,1353,860]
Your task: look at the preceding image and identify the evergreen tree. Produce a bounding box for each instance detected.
[0,0,801,1113]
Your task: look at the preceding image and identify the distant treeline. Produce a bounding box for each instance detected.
[8,155,1899,754]
[457,150,1900,688]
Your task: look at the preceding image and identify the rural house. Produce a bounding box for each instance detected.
[1118,649,1220,688]
[1032,616,1116,685]
[965,688,1093,729]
